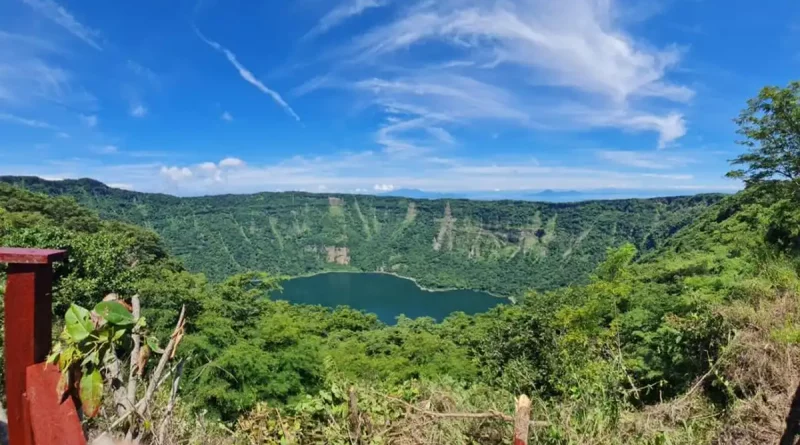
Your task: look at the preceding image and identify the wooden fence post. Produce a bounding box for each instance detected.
[348,386,361,445]
[513,395,531,445]
[0,248,67,445]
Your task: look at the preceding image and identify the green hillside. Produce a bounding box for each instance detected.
[0,176,723,295]
[2,171,799,444]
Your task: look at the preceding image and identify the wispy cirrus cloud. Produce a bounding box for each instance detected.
[0,30,96,108]
[94,144,119,154]
[354,74,528,154]
[126,60,158,84]
[80,114,98,128]
[569,108,687,149]
[305,0,389,39]
[597,150,696,169]
[195,28,300,121]
[22,0,102,50]
[0,112,55,129]
[344,0,691,104]
[307,0,693,153]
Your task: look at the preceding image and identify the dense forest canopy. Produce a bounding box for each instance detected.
[0,176,722,295]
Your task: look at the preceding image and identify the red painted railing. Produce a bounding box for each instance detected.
[1,248,86,445]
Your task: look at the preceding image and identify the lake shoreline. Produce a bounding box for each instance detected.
[290,269,513,302]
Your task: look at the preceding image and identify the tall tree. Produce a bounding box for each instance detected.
[728,81,800,188]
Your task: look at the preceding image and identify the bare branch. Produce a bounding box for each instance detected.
[124,295,142,440]
[378,393,548,428]
[157,358,185,445]
[127,295,141,403]
[113,305,187,434]
[139,305,186,415]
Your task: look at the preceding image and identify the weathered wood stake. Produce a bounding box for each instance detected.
[348,386,362,445]
[513,394,531,445]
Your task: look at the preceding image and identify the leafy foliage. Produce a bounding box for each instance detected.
[49,300,141,417]
[4,78,800,443]
[0,176,722,295]
[728,81,800,187]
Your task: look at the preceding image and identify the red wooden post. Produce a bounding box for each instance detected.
[26,364,86,445]
[1,248,67,445]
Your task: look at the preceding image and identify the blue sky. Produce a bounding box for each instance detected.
[1,0,798,196]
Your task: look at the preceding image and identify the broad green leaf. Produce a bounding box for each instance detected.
[80,369,103,418]
[81,349,99,367]
[65,304,93,342]
[146,336,164,354]
[112,328,127,341]
[94,301,135,326]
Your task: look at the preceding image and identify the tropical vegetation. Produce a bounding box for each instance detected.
[1,81,800,444]
[0,175,722,296]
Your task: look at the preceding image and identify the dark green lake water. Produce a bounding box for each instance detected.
[277,273,506,324]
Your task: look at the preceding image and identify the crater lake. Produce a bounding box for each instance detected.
[277,272,506,324]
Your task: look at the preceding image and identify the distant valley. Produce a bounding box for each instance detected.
[2,176,724,295]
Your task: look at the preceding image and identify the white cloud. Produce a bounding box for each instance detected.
[160,166,193,182]
[346,0,691,104]
[356,76,528,123]
[80,114,98,128]
[219,157,245,168]
[611,112,687,149]
[195,28,300,121]
[130,104,147,118]
[311,0,693,150]
[0,31,58,52]
[597,150,695,169]
[22,0,102,50]
[375,117,429,154]
[221,111,233,122]
[95,145,119,154]
[6,150,738,196]
[108,183,133,190]
[426,127,455,145]
[0,112,55,129]
[291,75,331,97]
[574,109,687,148]
[305,0,389,39]
[198,162,218,172]
[356,74,527,153]
[56,132,70,138]
[126,60,158,84]
[162,158,246,186]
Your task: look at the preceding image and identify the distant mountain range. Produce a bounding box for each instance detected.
[380,188,730,202]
